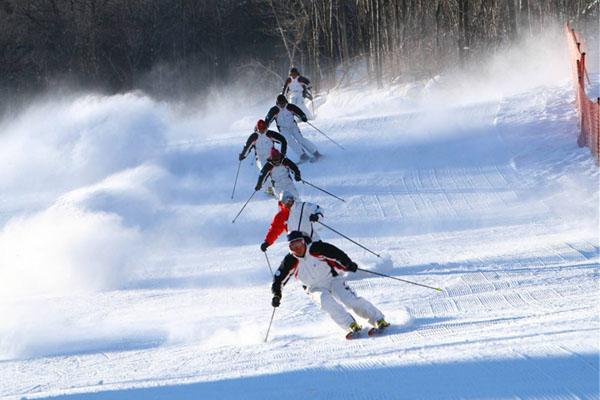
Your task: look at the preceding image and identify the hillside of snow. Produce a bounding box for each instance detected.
[0,31,598,399]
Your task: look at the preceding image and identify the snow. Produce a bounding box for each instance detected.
[0,30,598,399]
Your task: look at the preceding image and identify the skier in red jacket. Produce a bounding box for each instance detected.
[260,190,323,252]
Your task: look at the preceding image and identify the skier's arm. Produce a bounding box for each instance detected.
[286,104,307,122]
[272,254,298,298]
[264,209,288,246]
[255,164,273,190]
[267,130,288,156]
[303,80,313,100]
[240,132,258,159]
[310,241,357,272]
[283,158,301,181]
[298,76,311,86]
[307,203,323,222]
[265,106,279,127]
[281,77,291,94]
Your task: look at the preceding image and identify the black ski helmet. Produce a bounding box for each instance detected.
[287,230,306,243]
[290,67,299,75]
[276,94,287,106]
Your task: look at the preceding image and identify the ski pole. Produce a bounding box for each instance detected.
[301,179,345,203]
[231,159,242,200]
[305,121,345,150]
[264,307,277,343]
[232,190,258,223]
[357,267,443,292]
[264,251,274,276]
[317,221,381,258]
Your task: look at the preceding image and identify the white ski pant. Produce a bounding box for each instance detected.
[289,91,313,120]
[271,176,299,201]
[307,277,384,330]
[279,124,318,158]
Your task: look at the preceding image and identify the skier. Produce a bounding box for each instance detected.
[271,231,390,339]
[282,67,313,119]
[260,190,323,253]
[239,119,288,195]
[255,148,302,200]
[265,94,321,164]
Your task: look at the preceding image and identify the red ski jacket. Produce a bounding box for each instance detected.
[264,202,290,245]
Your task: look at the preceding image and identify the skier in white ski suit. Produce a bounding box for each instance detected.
[260,190,323,252]
[239,119,287,170]
[265,94,321,164]
[282,67,313,120]
[255,148,301,200]
[239,119,287,194]
[271,231,389,337]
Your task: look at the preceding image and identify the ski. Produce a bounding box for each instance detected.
[345,329,363,340]
[367,324,390,337]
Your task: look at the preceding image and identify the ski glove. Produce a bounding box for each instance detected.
[294,174,302,182]
[272,295,281,308]
[301,116,308,122]
[309,213,321,222]
[260,241,269,252]
[346,261,358,272]
[238,153,246,161]
[255,183,262,191]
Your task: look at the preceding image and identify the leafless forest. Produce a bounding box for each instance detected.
[0,0,597,106]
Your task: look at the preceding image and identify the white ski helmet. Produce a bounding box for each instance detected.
[279,190,295,204]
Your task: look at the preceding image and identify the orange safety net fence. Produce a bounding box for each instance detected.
[565,23,600,164]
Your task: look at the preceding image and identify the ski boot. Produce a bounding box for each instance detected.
[345,321,362,340]
[265,187,275,196]
[309,151,322,163]
[368,318,390,337]
[298,153,310,164]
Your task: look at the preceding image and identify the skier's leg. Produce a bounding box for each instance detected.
[280,127,305,158]
[331,278,384,325]
[290,92,312,119]
[274,179,299,202]
[291,125,318,157]
[256,158,274,195]
[308,287,355,329]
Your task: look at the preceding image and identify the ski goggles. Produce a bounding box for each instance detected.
[288,238,306,256]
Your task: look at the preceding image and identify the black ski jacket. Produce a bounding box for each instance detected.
[240,129,287,159]
[282,75,312,99]
[255,158,301,189]
[265,104,307,127]
[271,241,355,298]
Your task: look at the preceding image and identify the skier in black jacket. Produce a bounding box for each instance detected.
[271,231,390,339]
[239,119,287,169]
[282,67,313,118]
[255,148,302,200]
[265,94,321,163]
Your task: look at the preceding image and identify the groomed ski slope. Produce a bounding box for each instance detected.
[0,34,598,399]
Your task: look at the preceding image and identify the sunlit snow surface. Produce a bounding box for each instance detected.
[0,31,598,399]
